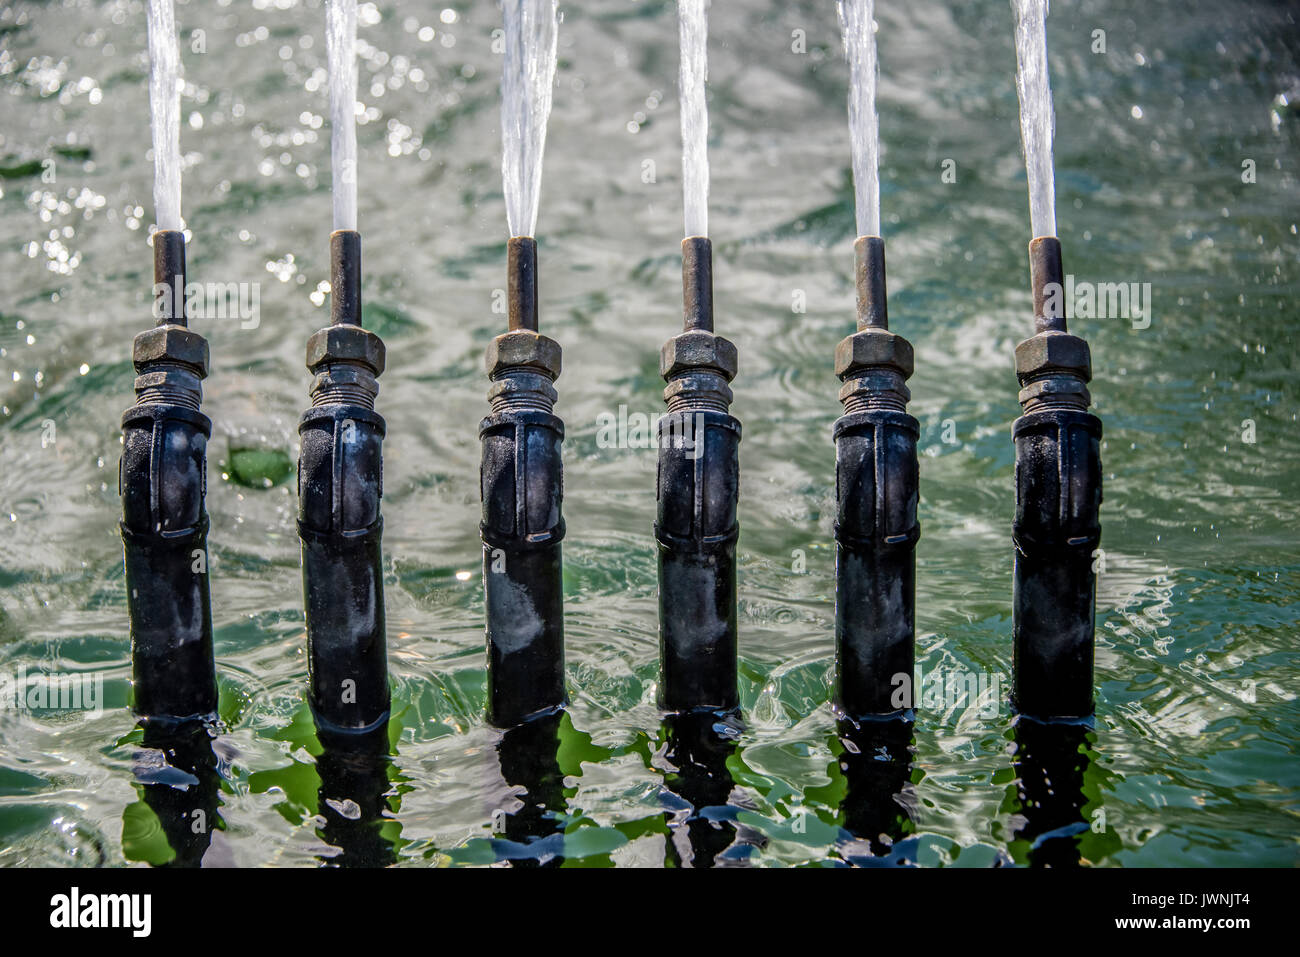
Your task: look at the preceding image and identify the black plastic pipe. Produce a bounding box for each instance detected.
[655,237,741,713]
[493,710,566,866]
[1011,236,1102,720]
[298,229,390,734]
[832,236,920,719]
[480,236,566,727]
[1011,716,1092,867]
[120,229,218,721]
[661,710,743,867]
[836,716,915,864]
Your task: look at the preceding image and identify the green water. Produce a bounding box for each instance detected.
[0,0,1296,867]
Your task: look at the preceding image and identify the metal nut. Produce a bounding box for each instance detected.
[486,330,562,380]
[660,330,738,381]
[834,328,913,380]
[305,324,386,375]
[133,324,210,377]
[1014,331,1091,381]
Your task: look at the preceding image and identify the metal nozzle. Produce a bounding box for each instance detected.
[330,229,362,326]
[153,229,187,327]
[1029,235,1066,334]
[507,236,539,332]
[682,236,714,333]
[854,236,888,330]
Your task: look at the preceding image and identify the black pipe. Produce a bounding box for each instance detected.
[120,229,218,721]
[298,229,390,734]
[1011,236,1102,720]
[656,237,741,713]
[833,236,920,719]
[480,236,567,727]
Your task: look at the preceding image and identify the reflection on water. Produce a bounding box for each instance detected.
[1008,717,1093,868]
[492,711,567,867]
[128,720,224,868]
[835,717,916,866]
[315,722,398,868]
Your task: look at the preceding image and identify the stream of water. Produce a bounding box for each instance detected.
[326,0,358,232]
[1013,0,1057,239]
[144,0,181,232]
[838,0,881,238]
[501,0,558,239]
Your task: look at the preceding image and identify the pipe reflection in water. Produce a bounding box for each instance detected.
[491,710,567,867]
[314,721,398,867]
[1008,716,1093,867]
[833,716,917,866]
[127,719,224,868]
[656,710,758,867]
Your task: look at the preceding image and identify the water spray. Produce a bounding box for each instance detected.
[481,0,566,727]
[1010,0,1102,721]
[297,0,390,734]
[655,0,741,714]
[120,0,217,721]
[833,0,919,719]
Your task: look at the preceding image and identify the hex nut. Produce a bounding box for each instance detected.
[486,330,562,380]
[834,328,913,380]
[306,324,386,376]
[660,331,738,381]
[1014,331,1091,381]
[133,324,210,377]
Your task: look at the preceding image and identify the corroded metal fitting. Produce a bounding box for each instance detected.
[660,329,738,382]
[306,323,386,376]
[835,326,913,414]
[1014,331,1092,412]
[486,329,562,382]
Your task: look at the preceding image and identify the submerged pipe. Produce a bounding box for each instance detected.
[480,236,566,727]
[1011,236,1102,720]
[120,229,218,720]
[832,236,919,719]
[656,237,741,713]
[298,229,390,734]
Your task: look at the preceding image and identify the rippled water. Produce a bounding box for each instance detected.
[0,0,1297,867]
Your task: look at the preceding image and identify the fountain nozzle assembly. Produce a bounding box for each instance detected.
[480,236,567,727]
[832,236,920,719]
[297,229,390,734]
[1011,236,1102,720]
[120,229,218,721]
[656,236,741,713]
